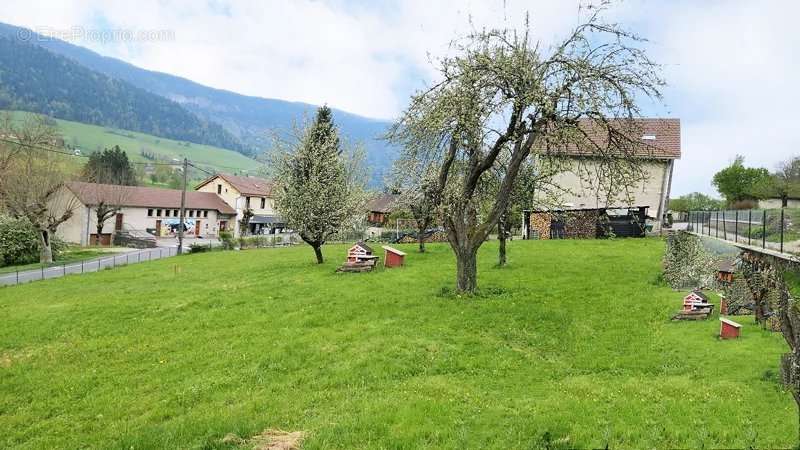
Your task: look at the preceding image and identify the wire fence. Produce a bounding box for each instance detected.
[0,246,179,287]
[686,208,800,255]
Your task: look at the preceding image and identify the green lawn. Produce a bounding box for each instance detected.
[0,239,795,448]
[0,247,117,275]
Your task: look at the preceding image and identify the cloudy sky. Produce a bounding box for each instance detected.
[1,0,798,197]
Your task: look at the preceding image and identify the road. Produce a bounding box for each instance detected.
[0,246,179,287]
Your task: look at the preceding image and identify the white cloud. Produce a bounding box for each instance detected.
[1,0,798,196]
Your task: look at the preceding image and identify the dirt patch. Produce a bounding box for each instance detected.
[222,429,305,450]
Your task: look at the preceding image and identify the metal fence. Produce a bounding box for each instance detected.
[0,246,179,287]
[686,208,799,255]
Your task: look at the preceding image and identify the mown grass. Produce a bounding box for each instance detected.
[0,239,795,449]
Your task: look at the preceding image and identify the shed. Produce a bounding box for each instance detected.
[382,246,406,268]
[719,318,742,339]
[347,242,377,263]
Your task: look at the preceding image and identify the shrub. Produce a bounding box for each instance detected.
[662,231,715,289]
[219,231,235,250]
[0,216,67,266]
[189,243,213,253]
[0,216,41,266]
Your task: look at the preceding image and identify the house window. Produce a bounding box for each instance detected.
[246,196,251,208]
[203,211,209,218]
[165,209,170,217]
[217,184,222,194]
[156,209,162,217]
[147,209,153,217]
[189,210,194,217]
[174,209,179,216]
[260,197,265,209]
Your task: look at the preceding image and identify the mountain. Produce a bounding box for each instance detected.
[0,22,399,183]
[0,35,245,153]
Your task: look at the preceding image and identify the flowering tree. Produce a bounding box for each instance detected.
[388,10,663,292]
[273,106,365,263]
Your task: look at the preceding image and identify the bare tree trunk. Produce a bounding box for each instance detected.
[498,212,507,267]
[418,225,426,253]
[39,229,53,264]
[313,245,324,264]
[455,245,478,293]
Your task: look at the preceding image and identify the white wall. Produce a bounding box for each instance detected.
[541,160,671,211]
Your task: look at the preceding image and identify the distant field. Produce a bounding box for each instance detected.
[3,111,263,175]
[0,239,794,449]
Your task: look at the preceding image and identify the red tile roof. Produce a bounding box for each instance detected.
[195,174,274,196]
[548,118,681,159]
[66,181,236,214]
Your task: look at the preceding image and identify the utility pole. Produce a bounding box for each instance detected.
[177,158,188,255]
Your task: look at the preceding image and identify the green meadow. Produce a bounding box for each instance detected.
[0,239,795,449]
[3,110,261,174]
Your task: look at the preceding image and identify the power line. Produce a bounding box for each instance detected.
[0,137,182,166]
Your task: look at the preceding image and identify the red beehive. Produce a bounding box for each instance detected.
[719,318,742,339]
[382,245,406,268]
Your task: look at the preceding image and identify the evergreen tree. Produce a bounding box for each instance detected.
[274,106,358,263]
[82,145,137,185]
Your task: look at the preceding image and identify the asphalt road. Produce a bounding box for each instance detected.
[0,246,179,287]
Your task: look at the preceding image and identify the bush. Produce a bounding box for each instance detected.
[0,216,66,266]
[0,216,40,266]
[219,231,235,250]
[662,231,715,289]
[189,243,213,253]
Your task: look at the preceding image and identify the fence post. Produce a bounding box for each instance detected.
[16,270,19,285]
[716,211,720,238]
[781,208,785,253]
[63,264,66,276]
[762,210,767,249]
[82,260,84,274]
[748,210,752,246]
[41,265,44,280]
[722,210,728,240]
[734,210,738,243]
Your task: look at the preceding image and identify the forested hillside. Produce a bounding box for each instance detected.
[0,22,398,179]
[0,36,245,153]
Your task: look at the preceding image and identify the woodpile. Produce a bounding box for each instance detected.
[562,210,599,239]
[528,212,552,240]
[336,259,378,273]
[671,304,714,321]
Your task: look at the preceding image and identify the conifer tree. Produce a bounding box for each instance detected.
[274,106,359,263]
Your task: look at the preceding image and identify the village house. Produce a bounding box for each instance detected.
[55,181,237,245]
[194,173,285,236]
[523,118,681,239]
[365,193,400,238]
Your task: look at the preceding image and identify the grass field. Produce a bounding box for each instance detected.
[3,110,261,174]
[0,239,795,449]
